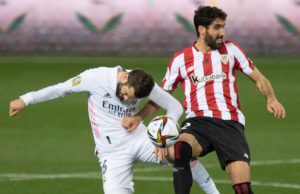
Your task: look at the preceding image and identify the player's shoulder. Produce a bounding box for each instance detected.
[79,66,117,83]
[168,45,194,68]
[223,40,242,50]
[83,66,116,75]
[79,67,100,77]
[173,45,194,58]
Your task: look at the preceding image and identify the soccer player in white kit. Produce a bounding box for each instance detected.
[9,66,219,194]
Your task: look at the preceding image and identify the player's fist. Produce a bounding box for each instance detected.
[153,146,168,161]
[9,99,26,117]
[122,116,142,132]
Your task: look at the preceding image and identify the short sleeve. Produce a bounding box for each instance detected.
[161,54,183,91]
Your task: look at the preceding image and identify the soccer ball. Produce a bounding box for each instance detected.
[147,115,180,148]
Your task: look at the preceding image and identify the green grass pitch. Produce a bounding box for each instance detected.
[0,56,299,194]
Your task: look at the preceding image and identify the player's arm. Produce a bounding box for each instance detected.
[9,82,73,117]
[149,85,183,120]
[135,100,160,122]
[122,100,159,131]
[9,69,97,117]
[132,88,173,122]
[123,85,182,132]
[247,67,286,119]
[231,41,286,119]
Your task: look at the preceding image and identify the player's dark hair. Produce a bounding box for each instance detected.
[194,6,227,37]
[127,69,155,98]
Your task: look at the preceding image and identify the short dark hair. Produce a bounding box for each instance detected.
[194,6,227,37]
[127,69,155,98]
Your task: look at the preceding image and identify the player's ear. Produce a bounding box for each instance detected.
[199,25,206,36]
[120,72,129,84]
[124,72,129,82]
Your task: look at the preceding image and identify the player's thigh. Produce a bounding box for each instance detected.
[134,124,202,164]
[213,120,250,169]
[98,152,134,193]
[134,130,169,165]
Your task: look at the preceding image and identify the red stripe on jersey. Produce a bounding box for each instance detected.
[202,53,222,118]
[172,72,182,91]
[162,54,182,91]
[161,78,167,89]
[219,43,239,121]
[181,76,187,109]
[228,40,255,71]
[234,55,243,71]
[183,47,202,116]
[162,56,174,89]
[233,57,242,109]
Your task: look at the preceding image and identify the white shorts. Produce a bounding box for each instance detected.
[97,126,167,194]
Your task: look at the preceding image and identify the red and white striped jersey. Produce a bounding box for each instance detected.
[162,40,255,125]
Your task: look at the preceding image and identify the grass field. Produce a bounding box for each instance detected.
[0,56,299,194]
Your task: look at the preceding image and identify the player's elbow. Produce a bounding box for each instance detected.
[170,100,183,121]
[177,101,184,116]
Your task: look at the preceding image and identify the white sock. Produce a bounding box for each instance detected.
[190,159,220,194]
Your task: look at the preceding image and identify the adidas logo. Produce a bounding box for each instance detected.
[173,167,185,172]
[104,93,111,98]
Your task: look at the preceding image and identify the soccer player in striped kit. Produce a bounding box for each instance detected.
[165,6,286,194]
[9,66,219,194]
[124,6,286,194]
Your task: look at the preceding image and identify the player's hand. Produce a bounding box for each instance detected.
[153,146,168,161]
[267,98,286,119]
[122,116,142,132]
[9,99,26,117]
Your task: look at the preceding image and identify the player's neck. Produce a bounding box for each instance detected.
[194,39,212,54]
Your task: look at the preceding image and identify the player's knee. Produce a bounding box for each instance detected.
[233,182,254,194]
[174,141,193,164]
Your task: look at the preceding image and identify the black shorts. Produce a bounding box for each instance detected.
[181,117,250,170]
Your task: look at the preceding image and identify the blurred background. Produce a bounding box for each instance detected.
[0,0,300,55]
[0,0,299,194]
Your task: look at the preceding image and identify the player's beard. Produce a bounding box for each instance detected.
[116,83,137,105]
[116,83,125,101]
[205,32,223,50]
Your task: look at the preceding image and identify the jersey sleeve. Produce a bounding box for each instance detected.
[231,41,255,75]
[161,54,182,92]
[148,84,183,122]
[20,68,99,106]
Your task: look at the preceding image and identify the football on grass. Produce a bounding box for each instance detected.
[147,115,180,148]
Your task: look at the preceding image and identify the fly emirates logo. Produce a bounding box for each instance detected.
[102,100,137,117]
[191,72,227,84]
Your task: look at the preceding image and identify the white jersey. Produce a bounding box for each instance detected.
[20,66,183,154]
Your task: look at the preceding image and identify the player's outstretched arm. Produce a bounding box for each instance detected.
[248,67,286,119]
[9,99,26,117]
